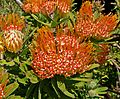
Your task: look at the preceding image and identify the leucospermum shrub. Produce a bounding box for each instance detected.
[0,0,119,98]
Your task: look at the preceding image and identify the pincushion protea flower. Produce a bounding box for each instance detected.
[0,14,25,53]
[94,15,117,38]
[30,26,94,79]
[75,1,117,39]
[22,0,72,15]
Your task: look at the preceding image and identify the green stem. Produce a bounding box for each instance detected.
[23,27,38,44]
[31,14,51,27]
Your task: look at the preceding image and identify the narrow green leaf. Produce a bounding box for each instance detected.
[7,61,15,66]
[74,82,85,88]
[25,84,36,99]
[69,12,75,24]
[26,71,39,83]
[38,83,41,99]
[1,73,8,84]
[17,77,28,85]
[33,86,39,99]
[51,78,61,98]
[89,64,100,70]
[14,57,20,64]
[94,87,108,93]
[57,81,75,98]
[0,59,7,65]
[31,14,50,27]
[4,82,19,97]
[7,95,22,99]
[51,21,58,28]
[70,78,91,82]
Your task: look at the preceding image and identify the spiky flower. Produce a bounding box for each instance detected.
[22,0,72,15]
[0,14,25,53]
[94,15,117,38]
[75,1,117,39]
[30,26,94,79]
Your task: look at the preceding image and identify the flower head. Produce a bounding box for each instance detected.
[80,1,93,18]
[75,1,95,39]
[0,14,25,53]
[22,0,72,15]
[75,1,117,39]
[31,26,94,79]
[94,15,117,38]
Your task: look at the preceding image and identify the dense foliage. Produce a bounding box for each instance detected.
[0,0,120,99]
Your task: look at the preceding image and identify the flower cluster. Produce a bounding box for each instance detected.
[31,27,94,79]
[22,0,71,15]
[0,14,25,53]
[75,1,117,39]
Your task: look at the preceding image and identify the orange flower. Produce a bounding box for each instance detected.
[80,1,93,18]
[0,84,5,99]
[0,14,25,53]
[75,15,95,39]
[75,1,117,39]
[31,27,94,79]
[75,1,95,39]
[22,0,71,15]
[94,15,117,38]
[56,0,72,14]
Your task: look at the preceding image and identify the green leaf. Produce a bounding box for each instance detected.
[17,77,28,85]
[7,61,15,66]
[0,68,8,83]
[89,64,100,70]
[74,82,85,88]
[14,57,20,64]
[38,83,41,99]
[31,14,50,27]
[0,60,15,66]
[51,78,61,98]
[4,82,19,98]
[94,87,108,94]
[57,81,75,98]
[1,73,8,84]
[7,95,23,99]
[26,71,39,83]
[25,84,36,99]
[88,80,98,89]
[51,21,58,28]
[44,85,58,99]
[0,59,7,65]
[68,12,75,24]
[70,78,91,82]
